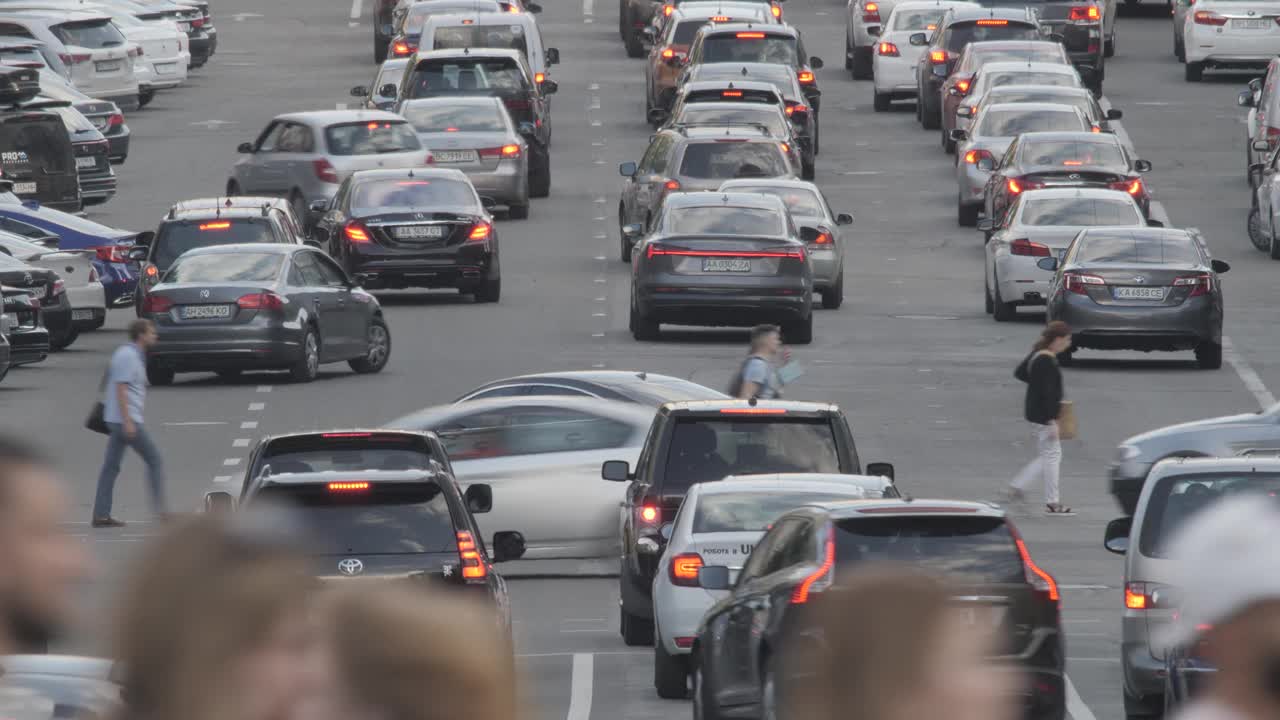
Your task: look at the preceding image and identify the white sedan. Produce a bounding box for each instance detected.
[871,0,972,111]
[0,230,106,331]
[1184,0,1280,81]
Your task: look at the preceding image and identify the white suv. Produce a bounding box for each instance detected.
[1183,0,1280,82]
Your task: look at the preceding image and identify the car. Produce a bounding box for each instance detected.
[939,44,1075,149]
[1240,71,1272,186]
[384,0,504,59]
[1100,457,1280,718]
[676,62,818,164]
[388,396,656,559]
[625,190,813,342]
[601,399,894,644]
[352,57,411,111]
[1,286,47,366]
[229,110,436,230]
[1163,637,1214,716]
[0,655,122,718]
[912,5,1043,130]
[1019,0,1108,93]
[870,0,973,111]
[455,370,728,404]
[0,68,81,212]
[1244,139,1280,257]
[203,429,525,626]
[958,83,1121,136]
[982,131,1153,224]
[952,102,1094,225]
[664,78,788,127]
[1182,0,1280,82]
[374,0,399,61]
[617,125,796,261]
[0,249,72,348]
[0,36,70,78]
[311,167,501,301]
[682,22,823,111]
[139,244,392,385]
[0,12,139,110]
[418,12,560,87]
[668,102,807,176]
[0,306,11,382]
[980,187,1153,320]
[1041,227,1230,369]
[651,474,897,698]
[621,0,664,57]
[692,498,1064,720]
[944,60,1083,152]
[109,0,208,69]
[0,229,106,332]
[398,96,531,218]
[41,99,115,206]
[719,177,852,307]
[37,70,130,164]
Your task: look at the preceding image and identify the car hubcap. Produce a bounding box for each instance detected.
[368,325,388,366]
[306,334,318,375]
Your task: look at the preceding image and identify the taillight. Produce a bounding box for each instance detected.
[965,148,993,165]
[534,72,546,83]
[51,279,64,297]
[862,0,881,22]
[1064,271,1104,294]
[1008,179,1022,194]
[344,221,372,244]
[669,552,704,587]
[663,179,681,191]
[809,230,833,245]
[457,530,488,580]
[504,99,531,111]
[58,52,91,64]
[877,41,899,56]
[779,142,790,154]
[1266,126,1280,148]
[107,113,124,128]
[141,294,172,313]
[1193,10,1227,24]
[785,103,808,116]
[327,481,370,492]
[790,535,834,604]
[190,16,205,27]
[771,3,782,18]
[467,222,492,242]
[1068,5,1101,20]
[236,292,285,311]
[638,503,660,524]
[663,3,674,15]
[956,79,971,94]
[144,264,159,280]
[661,47,676,59]
[1174,273,1213,297]
[1009,238,1050,257]
[1110,178,1144,196]
[95,245,129,263]
[313,158,339,184]
[798,70,815,84]
[1008,178,1044,194]
[478,145,521,158]
[929,50,947,63]
[1124,582,1176,610]
[1015,537,1059,602]
[392,41,415,55]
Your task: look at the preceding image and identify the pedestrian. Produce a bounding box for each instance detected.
[1006,321,1073,515]
[1165,496,1280,720]
[92,318,167,528]
[730,323,789,400]
[781,566,1018,720]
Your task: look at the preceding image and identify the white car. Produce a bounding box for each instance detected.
[871,0,971,111]
[0,229,106,331]
[1183,0,1280,82]
[387,396,656,559]
[651,473,898,698]
[2,9,140,109]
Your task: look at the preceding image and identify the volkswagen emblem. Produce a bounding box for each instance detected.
[199,289,210,298]
[338,558,364,576]
[1132,276,1146,284]
[1249,9,1256,14]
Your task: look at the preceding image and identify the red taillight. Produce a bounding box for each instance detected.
[392,41,414,55]
[344,221,372,243]
[95,245,129,263]
[534,72,546,83]
[1064,271,1104,295]
[237,292,286,311]
[321,432,373,437]
[58,52,91,64]
[663,179,681,191]
[504,99,531,111]
[107,113,124,128]
[669,553,704,587]
[141,294,172,313]
[797,70,815,84]
[144,264,159,279]
[646,245,803,260]
[51,279,64,297]
[663,3,674,15]
[1008,178,1043,194]
[770,4,781,17]
[1010,238,1050,257]
[791,535,834,604]
[862,0,881,22]
[1014,537,1059,602]
[965,148,993,165]
[1068,5,1101,20]
[191,16,205,27]
[468,222,492,242]
[785,103,808,115]
[719,407,788,414]
[1193,10,1227,24]
[639,504,660,524]
[1124,583,1148,609]
[1174,273,1213,297]
[810,230,833,245]
[710,15,731,21]
[1110,178,1144,196]
[975,18,1008,25]
[478,145,521,158]
[1008,179,1023,194]
[877,41,899,56]
[722,90,744,98]
[661,47,676,58]
[199,221,231,231]
[457,530,488,580]
[929,50,947,63]
[737,31,766,38]
[956,78,971,94]
[328,481,370,492]
[313,158,339,184]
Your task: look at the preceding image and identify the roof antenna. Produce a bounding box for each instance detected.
[408,168,415,177]
[741,65,748,75]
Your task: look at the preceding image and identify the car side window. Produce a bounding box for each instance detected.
[435,409,517,460]
[255,121,286,152]
[468,386,531,400]
[632,415,663,482]
[738,520,790,583]
[311,252,350,287]
[640,136,668,175]
[333,176,354,211]
[286,260,306,287]
[501,407,635,455]
[276,123,313,153]
[523,384,592,397]
[780,521,816,569]
[291,251,326,286]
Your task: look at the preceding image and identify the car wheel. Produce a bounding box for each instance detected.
[529,149,551,198]
[760,654,780,720]
[785,313,813,344]
[146,363,174,386]
[290,329,319,383]
[619,0,628,39]
[620,605,654,645]
[984,274,994,314]
[49,326,78,351]
[508,202,530,220]
[1249,206,1271,252]
[290,190,309,234]
[992,278,1016,322]
[1185,61,1204,82]
[654,640,689,699]
[813,119,820,155]
[922,97,940,130]
[822,271,844,309]
[630,298,660,341]
[137,87,155,109]
[692,656,719,720]
[1105,30,1116,58]
[226,180,240,196]
[474,274,501,303]
[942,126,956,154]
[851,47,872,80]
[1123,688,1162,718]
[845,35,854,70]
[957,197,979,227]
[1196,341,1223,370]
[873,92,891,112]
[349,318,391,373]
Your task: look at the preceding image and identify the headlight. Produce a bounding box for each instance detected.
[1115,444,1141,462]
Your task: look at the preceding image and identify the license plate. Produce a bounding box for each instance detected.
[393,225,446,239]
[95,59,121,72]
[76,156,97,169]
[1233,17,1271,28]
[178,21,191,30]
[91,118,108,130]
[12,182,35,194]
[71,309,94,320]
[181,304,232,319]
[435,150,478,163]
[155,62,178,74]
[702,257,751,272]
[1113,286,1165,300]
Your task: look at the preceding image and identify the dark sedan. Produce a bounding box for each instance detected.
[1,286,48,366]
[1042,228,1229,369]
[0,251,72,349]
[984,132,1152,223]
[313,168,501,303]
[139,244,392,385]
[456,370,728,403]
[681,62,817,163]
[628,191,813,343]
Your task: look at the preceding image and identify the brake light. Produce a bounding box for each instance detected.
[719,407,788,414]
[770,3,781,17]
[1007,179,1022,194]
[669,552,704,587]
[929,50,947,63]
[1124,583,1147,609]
[786,103,808,115]
[467,222,492,242]
[141,294,172,313]
[1109,178,1143,195]
[1008,178,1044,194]
[328,481,370,492]
[1064,271,1104,294]
[535,72,545,83]
[58,52,91,64]
[191,16,205,27]
[236,292,286,311]
[797,70,815,84]
[736,32,766,38]
[144,264,158,278]
[862,0,881,22]
[107,113,124,128]
[344,221,372,243]
[321,432,373,437]
[391,41,413,56]
[1009,238,1050,257]
[95,245,129,263]
[664,179,681,191]
[199,221,231,230]
[723,90,744,97]
[877,41,899,56]
[810,230,833,244]
[710,15,731,21]
[965,148,993,165]
[1193,10,1227,24]
[313,158,339,184]
[790,535,834,604]
[1068,5,1101,20]
[661,47,676,58]
[975,18,1008,25]
[639,504,660,523]
[780,142,790,154]
[457,530,488,580]
[51,279,64,297]
[1174,273,1213,297]
[478,145,521,158]
[1015,537,1059,602]
[956,77,971,94]
[663,3,674,14]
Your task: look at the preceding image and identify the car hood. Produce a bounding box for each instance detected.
[1126,410,1274,447]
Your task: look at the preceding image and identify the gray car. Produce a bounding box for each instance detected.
[958,84,1121,136]
[399,95,530,218]
[1101,457,1280,719]
[353,57,410,111]
[228,110,434,231]
[718,177,850,308]
[1041,227,1230,369]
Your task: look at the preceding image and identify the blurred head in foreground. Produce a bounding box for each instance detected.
[782,566,1018,720]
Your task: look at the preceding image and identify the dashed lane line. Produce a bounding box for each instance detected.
[1223,337,1276,409]
[566,654,593,720]
[1066,675,1099,720]
[350,0,363,20]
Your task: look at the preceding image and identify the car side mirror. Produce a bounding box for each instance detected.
[660,522,674,540]
[865,461,894,482]
[542,79,559,94]
[641,26,657,41]
[134,230,154,246]
[237,141,253,154]
[647,107,670,125]
[1253,139,1272,153]
[698,565,732,590]
[1104,516,1132,554]
[1036,256,1059,272]
[809,56,824,69]
[527,1,543,11]
[1134,159,1152,173]
[1211,259,1231,273]
[379,83,398,98]
[546,47,560,64]
[478,196,498,210]
[492,530,526,562]
[602,459,631,481]
[203,491,235,513]
[127,246,148,262]
[1146,218,1164,227]
[835,212,853,225]
[350,85,369,98]
[977,218,994,231]
[619,161,638,177]
[464,483,493,513]
[1106,108,1123,120]
[908,32,927,46]
[949,129,967,142]
[622,223,643,239]
[517,121,537,136]
[1240,90,1256,108]
[309,199,329,213]
[976,157,994,172]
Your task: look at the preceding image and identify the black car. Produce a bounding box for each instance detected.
[625,191,813,343]
[1,286,48,366]
[204,430,526,623]
[41,101,115,206]
[312,168,501,302]
[683,23,823,111]
[140,244,392,385]
[0,251,72,349]
[36,83,130,165]
[0,655,123,719]
[0,67,80,211]
[693,499,1065,720]
[456,370,728,404]
[600,399,891,645]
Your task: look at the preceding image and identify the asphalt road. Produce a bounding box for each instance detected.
[2,0,1276,718]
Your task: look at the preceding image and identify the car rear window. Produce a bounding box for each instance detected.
[977,109,1085,137]
[686,88,780,104]
[834,516,1026,584]
[701,33,798,65]
[677,105,787,137]
[973,48,1064,68]
[988,71,1078,89]
[1075,233,1202,265]
[0,47,45,66]
[153,220,277,269]
[661,417,842,493]
[695,490,867,533]
[351,178,477,214]
[678,140,788,179]
[431,24,529,55]
[944,20,1039,51]
[725,184,823,216]
[401,101,507,133]
[324,121,421,156]
[1020,198,1142,227]
[259,434,435,473]
[165,252,283,284]
[407,58,528,97]
[668,205,784,235]
[51,20,127,50]
[0,116,70,175]
[1138,473,1280,557]
[893,8,946,30]
[1019,140,1126,170]
[256,483,458,555]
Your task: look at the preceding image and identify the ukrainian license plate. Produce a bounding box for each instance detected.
[1233,17,1271,28]
[71,309,94,320]
[155,62,178,75]
[12,182,35,194]
[95,59,121,72]
[1113,286,1165,300]
[394,225,446,239]
[181,304,232,319]
[435,150,478,163]
[76,156,97,169]
[178,21,191,30]
[702,257,751,272]
[91,117,108,130]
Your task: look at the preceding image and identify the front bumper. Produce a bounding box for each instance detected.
[1185,26,1280,65]
[137,54,190,89]
[1051,295,1220,351]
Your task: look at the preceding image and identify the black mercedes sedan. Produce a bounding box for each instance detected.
[627,191,813,343]
[139,244,392,385]
[1,287,48,366]
[0,251,72,350]
[312,168,501,302]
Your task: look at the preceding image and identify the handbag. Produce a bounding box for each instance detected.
[85,368,109,435]
[1057,400,1077,440]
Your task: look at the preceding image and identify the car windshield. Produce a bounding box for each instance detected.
[401,102,507,133]
[701,34,798,65]
[944,21,1039,50]
[431,24,529,55]
[726,185,823,216]
[677,105,787,136]
[694,490,868,533]
[1076,233,1202,264]
[678,141,788,179]
[256,483,458,555]
[164,252,284,284]
[977,109,1084,137]
[1139,473,1280,557]
[1020,198,1142,226]
[661,417,842,493]
[987,71,1077,89]
[407,58,527,97]
[667,206,784,235]
[1020,140,1126,169]
[324,121,421,155]
[351,179,477,214]
[51,20,126,49]
[893,8,945,30]
[153,220,277,269]
[834,516,1026,584]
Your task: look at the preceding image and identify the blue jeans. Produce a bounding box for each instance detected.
[93,421,168,519]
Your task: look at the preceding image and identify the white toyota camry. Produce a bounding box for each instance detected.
[871,0,973,111]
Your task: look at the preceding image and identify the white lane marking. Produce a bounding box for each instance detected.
[583,0,594,16]
[190,119,236,128]
[213,476,232,483]
[592,312,606,317]
[566,653,593,720]
[223,458,241,466]
[233,438,250,448]
[257,385,272,393]
[350,0,363,20]
[230,12,262,21]
[241,421,258,429]
[164,421,227,426]
[1065,675,1098,720]
[1223,337,1276,409]
[248,402,265,411]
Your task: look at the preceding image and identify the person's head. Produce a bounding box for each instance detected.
[783,566,1017,720]
[129,318,157,350]
[750,324,781,355]
[1033,320,1072,355]
[0,436,86,653]
[112,511,316,720]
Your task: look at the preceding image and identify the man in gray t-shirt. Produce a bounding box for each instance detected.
[734,324,785,400]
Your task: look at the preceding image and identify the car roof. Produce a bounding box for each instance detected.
[389,396,657,428]
[890,0,972,11]
[173,243,299,258]
[700,21,796,35]
[165,198,291,221]
[662,190,785,211]
[0,39,42,50]
[273,109,406,125]
[1014,130,1121,144]
[946,5,1035,20]
[678,100,784,115]
[815,498,1006,519]
[661,399,840,415]
[379,57,412,70]
[257,428,437,447]
[980,61,1076,74]
[668,125,778,141]
[350,167,472,183]
[1148,456,1280,476]
[413,46,524,61]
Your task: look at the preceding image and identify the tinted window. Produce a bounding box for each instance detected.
[677,105,788,137]
[977,109,1085,137]
[834,516,1025,584]
[0,47,45,66]
[987,71,1077,89]
[256,483,457,555]
[694,491,867,533]
[1019,140,1126,169]
[436,407,636,459]
[1020,198,1142,227]
[943,21,1039,51]
[1138,473,1280,558]
[52,20,126,49]
[407,58,527,97]
[153,220,277,269]
[972,48,1063,67]
[324,121,420,155]
[351,178,477,214]
[407,1,501,30]
[668,206,785,235]
[725,184,823,216]
[701,34,798,65]
[432,24,529,54]
[674,20,711,44]
[260,447,431,474]
[613,379,726,404]
[165,252,284,283]
[402,101,507,133]
[1076,233,1202,265]
[678,141,788,179]
[661,417,841,493]
[0,116,70,175]
[893,8,945,30]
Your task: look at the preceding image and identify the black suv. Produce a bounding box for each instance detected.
[601,400,892,645]
[693,499,1065,720]
[0,67,79,212]
[204,430,527,623]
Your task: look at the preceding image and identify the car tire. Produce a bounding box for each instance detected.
[137,87,155,109]
[49,326,78,351]
[1196,341,1223,370]
[822,271,844,309]
[630,300,660,341]
[1248,206,1270,252]
[508,202,530,220]
[375,35,388,63]
[845,35,854,70]
[873,92,891,112]
[349,317,391,373]
[760,653,780,720]
[290,329,320,383]
[654,640,689,699]
[529,150,551,198]
[619,0,628,40]
[1185,61,1204,82]
[621,606,655,645]
[922,97,941,130]
[851,47,872,80]
[992,279,1016,322]
[226,180,240,196]
[942,127,956,154]
[692,653,722,720]
[785,313,813,344]
[474,274,501,303]
[147,363,174,386]
[625,27,646,58]
[957,197,979,227]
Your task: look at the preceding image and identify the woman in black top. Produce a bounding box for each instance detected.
[1006,322,1072,515]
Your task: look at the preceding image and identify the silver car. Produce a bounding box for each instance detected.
[958,84,1121,136]
[352,57,410,111]
[227,110,434,231]
[718,177,851,308]
[399,95,530,218]
[1102,457,1280,718]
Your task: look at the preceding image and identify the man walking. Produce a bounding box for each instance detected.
[92,318,167,528]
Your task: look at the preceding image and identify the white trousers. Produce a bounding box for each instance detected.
[1011,421,1061,505]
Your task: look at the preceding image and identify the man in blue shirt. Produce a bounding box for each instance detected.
[91,319,167,528]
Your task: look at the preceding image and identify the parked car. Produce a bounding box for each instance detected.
[0,228,105,332]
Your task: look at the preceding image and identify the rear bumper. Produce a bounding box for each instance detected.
[347,242,498,290]
[462,163,528,206]
[808,249,841,289]
[8,328,49,365]
[138,55,189,89]
[79,171,117,205]
[1050,295,1220,350]
[637,284,811,327]
[106,129,131,162]
[188,33,212,65]
[149,332,303,372]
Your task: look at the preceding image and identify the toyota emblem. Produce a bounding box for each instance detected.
[1132,276,1146,284]
[1068,174,1080,180]
[338,558,364,576]
[200,289,210,298]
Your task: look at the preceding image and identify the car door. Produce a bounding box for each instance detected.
[637,136,675,224]
[270,122,316,197]
[240,121,286,194]
[986,137,1019,220]
[310,251,363,356]
[1258,147,1280,231]
[291,250,346,361]
[318,176,354,250]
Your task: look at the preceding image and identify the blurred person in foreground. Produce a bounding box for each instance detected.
[1165,495,1280,720]
[110,511,317,720]
[781,566,1019,720]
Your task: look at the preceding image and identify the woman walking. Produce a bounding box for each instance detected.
[1007,321,1073,515]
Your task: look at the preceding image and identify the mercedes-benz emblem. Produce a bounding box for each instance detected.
[199,289,210,298]
[1132,276,1146,284]
[338,558,364,576]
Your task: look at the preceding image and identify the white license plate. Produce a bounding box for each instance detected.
[178,21,191,30]
[1113,286,1165,300]
[12,182,35,194]
[702,257,751,272]
[155,62,178,74]
[181,304,232,319]
[95,59,121,72]
[393,225,446,239]
[435,150,478,163]
[76,156,97,169]
[1233,17,1271,28]
[71,308,94,320]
